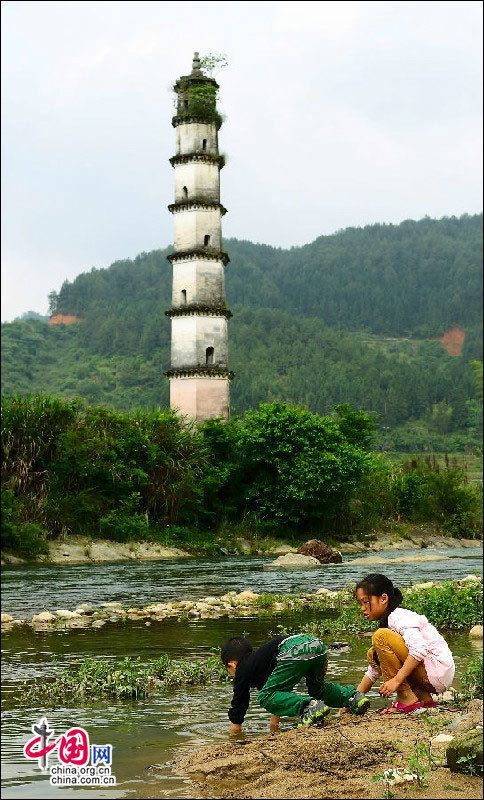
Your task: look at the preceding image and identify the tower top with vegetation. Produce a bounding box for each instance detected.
[172,52,222,130]
[175,51,218,84]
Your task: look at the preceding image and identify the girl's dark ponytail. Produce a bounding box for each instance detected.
[379,585,403,628]
[355,574,403,628]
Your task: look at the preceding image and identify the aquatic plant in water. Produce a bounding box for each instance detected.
[22,655,230,705]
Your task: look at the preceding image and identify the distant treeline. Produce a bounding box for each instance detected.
[1,214,482,448]
[49,212,483,337]
[1,395,482,558]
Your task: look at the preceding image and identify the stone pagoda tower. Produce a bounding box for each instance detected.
[165,52,233,421]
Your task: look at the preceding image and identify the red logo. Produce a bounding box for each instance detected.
[24,719,90,770]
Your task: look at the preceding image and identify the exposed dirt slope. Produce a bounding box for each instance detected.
[438,326,466,356]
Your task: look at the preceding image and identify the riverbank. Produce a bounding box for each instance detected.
[1,524,481,566]
[0,537,192,566]
[178,703,484,799]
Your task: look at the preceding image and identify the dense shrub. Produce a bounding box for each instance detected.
[405,580,483,629]
[1,520,49,559]
[1,395,206,548]
[344,456,396,534]
[153,525,221,555]
[1,394,481,557]
[98,512,150,542]
[207,402,375,530]
[1,487,48,558]
[395,457,483,537]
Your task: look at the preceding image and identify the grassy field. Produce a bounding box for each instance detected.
[385,451,483,484]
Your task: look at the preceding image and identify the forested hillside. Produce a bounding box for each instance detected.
[2,214,482,449]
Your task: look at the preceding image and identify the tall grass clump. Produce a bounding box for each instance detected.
[459,653,483,700]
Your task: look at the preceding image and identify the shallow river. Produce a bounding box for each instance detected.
[1,547,482,799]
[2,547,482,619]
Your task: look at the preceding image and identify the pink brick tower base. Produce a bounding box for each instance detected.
[170,377,230,422]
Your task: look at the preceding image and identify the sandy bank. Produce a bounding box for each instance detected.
[1,537,192,566]
[337,530,482,555]
[178,710,483,799]
[1,527,481,566]
[347,553,449,565]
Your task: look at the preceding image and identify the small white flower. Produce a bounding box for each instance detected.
[382,768,418,786]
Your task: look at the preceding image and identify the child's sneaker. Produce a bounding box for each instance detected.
[347,690,371,715]
[298,699,331,728]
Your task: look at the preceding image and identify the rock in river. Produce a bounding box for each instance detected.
[297,539,343,564]
[31,611,56,623]
[264,553,323,570]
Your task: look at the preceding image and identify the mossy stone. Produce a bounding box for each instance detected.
[446,727,483,774]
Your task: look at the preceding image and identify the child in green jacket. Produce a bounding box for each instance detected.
[221,633,370,734]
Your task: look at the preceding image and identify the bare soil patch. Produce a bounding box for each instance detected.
[438,326,466,356]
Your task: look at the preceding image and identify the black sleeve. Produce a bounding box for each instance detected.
[228,672,251,724]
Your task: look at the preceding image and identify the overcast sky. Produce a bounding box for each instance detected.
[1,0,482,321]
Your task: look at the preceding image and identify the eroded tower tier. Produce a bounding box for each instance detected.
[164,52,233,422]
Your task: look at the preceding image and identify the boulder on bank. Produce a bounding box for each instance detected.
[264,553,323,570]
[297,539,343,564]
[469,625,483,639]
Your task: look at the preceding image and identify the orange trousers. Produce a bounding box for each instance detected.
[368,628,434,696]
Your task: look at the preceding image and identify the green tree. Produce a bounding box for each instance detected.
[470,360,483,401]
[428,401,454,434]
[332,403,377,449]
[228,402,372,530]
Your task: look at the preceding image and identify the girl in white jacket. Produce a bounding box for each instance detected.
[354,573,455,714]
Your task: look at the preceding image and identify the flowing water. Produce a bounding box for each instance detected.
[2,547,483,619]
[1,547,482,799]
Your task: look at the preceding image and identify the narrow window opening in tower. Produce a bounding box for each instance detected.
[181,289,187,304]
[202,139,207,151]
[206,347,214,365]
[204,234,210,247]
[182,186,188,199]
